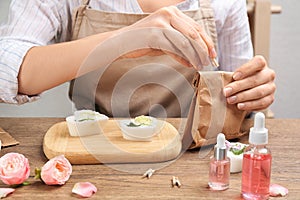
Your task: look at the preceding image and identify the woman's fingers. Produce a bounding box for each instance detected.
[171,7,217,58]
[125,6,214,68]
[232,55,269,81]
[224,67,275,97]
[236,93,275,111]
[223,55,276,111]
[162,27,209,68]
[226,82,276,104]
[158,6,210,66]
[226,83,276,111]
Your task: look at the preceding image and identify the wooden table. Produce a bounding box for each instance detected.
[0,118,298,199]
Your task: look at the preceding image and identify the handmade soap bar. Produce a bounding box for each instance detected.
[226,142,247,173]
[119,116,161,141]
[66,110,108,137]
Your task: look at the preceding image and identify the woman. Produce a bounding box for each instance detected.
[0,0,275,117]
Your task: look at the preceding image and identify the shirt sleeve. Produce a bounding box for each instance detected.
[0,0,74,104]
[213,0,253,71]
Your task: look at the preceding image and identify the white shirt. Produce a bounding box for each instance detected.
[0,0,252,104]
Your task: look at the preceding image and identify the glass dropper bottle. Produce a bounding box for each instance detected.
[208,133,230,190]
[242,112,272,200]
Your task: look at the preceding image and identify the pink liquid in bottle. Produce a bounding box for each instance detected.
[209,158,230,190]
[208,133,230,191]
[242,152,272,200]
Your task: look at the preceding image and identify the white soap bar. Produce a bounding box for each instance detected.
[227,151,243,173]
[66,110,108,137]
[226,142,247,173]
[74,110,104,122]
[119,116,161,141]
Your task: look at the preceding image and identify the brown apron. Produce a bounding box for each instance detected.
[69,0,217,118]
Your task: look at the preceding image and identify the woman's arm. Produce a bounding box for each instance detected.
[18,31,121,95]
[0,0,77,103]
[213,0,253,71]
[18,6,218,96]
[219,0,276,111]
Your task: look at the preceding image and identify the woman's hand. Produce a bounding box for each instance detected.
[223,55,276,111]
[121,6,217,68]
[18,6,217,95]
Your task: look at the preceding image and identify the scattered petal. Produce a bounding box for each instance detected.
[269,184,288,197]
[0,188,15,199]
[72,182,97,198]
[225,140,231,150]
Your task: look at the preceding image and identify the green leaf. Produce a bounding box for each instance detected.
[127,122,141,127]
[34,167,42,180]
[22,181,30,186]
[77,118,94,122]
[11,181,30,188]
[230,145,246,155]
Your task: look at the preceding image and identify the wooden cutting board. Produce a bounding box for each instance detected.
[43,119,182,164]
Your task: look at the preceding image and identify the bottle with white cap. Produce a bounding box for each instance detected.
[208,133,230,190]
[241,112,272,200]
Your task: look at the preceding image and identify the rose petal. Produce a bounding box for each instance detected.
[269,183,289,197]
[0,188,15,199]
[72,182,97,198]
[225,140,231,150]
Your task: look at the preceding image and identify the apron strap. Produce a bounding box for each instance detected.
[82,0,90,6]
[199,0,211,9]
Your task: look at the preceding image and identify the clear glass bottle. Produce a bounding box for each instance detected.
[241,112,272,200]
[208,133,230,190]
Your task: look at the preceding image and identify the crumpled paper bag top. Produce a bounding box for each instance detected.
[183,71,248,149]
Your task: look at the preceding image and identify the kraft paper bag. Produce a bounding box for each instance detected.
[183,71,247,149]
[0,127,19,147]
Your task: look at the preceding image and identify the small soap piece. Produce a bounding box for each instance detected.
[119,116,160,141]
[66,110,109,137]
[132,115,153,126]
[142,168,155,179]
[126,115,153,127]
[226,141,247,173]
[74,110,105,122]
[171,176,181,188]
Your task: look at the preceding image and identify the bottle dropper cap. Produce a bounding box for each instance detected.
[214,133,227,160]
[249,112,268,145]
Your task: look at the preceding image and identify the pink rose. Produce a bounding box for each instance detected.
[0,152,30,185]
[41,155,72,185]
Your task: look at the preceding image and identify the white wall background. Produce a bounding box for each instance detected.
[0,0,299,118]
[268,0,300,118]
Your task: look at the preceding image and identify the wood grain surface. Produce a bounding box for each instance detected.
[0,118,298,200]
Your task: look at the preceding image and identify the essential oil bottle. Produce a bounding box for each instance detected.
[208,133,230,190]
[241,112,272,200]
